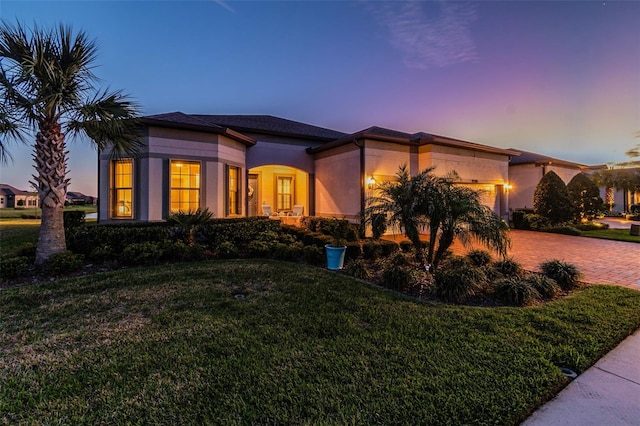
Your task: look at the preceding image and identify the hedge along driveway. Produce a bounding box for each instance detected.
[451,230,640,289]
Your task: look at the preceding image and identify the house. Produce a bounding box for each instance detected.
[66,191,97,205]
[589,167,640,213]
[97,112,519,223]
[507,149,596,211]
[0,184,39,209]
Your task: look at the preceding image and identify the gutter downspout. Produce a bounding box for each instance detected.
[354,139,365,218]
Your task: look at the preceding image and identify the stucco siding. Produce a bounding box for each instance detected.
[246,137,316,172]
[419,145,509,183]
[314,146,360,219]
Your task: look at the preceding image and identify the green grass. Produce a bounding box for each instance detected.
[0,205,96,219]
[0,220,39,258]
[2,260,640,425]
[580,228,640,243]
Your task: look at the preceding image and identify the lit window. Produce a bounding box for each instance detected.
[111,159,133,218]
[170,161,200,213]
[276,176,293,212]
[227,165,239,216]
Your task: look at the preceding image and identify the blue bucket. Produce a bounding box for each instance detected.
[325,245,346,270]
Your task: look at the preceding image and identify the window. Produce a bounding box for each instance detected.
[276,176,293,211]
[111,159,133,218]
[227,165,239,216]
[170,161,200,213]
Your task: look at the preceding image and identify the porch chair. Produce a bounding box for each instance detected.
[292,205,304,217]
[262,205,273,217]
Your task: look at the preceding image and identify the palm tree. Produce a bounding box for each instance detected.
[363,165,510,271]
[0,22,142,264]
[428,184,510,270]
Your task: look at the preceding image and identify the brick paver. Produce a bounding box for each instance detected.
[452,230,640,290]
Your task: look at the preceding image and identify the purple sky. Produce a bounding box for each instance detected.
[1,0,639,196]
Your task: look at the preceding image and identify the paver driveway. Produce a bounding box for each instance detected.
[453,230,640,290]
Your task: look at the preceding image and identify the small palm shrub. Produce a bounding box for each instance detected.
[0,256,30,280]
[466,249,493,267]
[493,258,524,278]
[524,274,561,299]
[492,277,540,306]
[45,250,84,276]
[432,257,487,303]
[540,260,582,290]
[345,258,371,279]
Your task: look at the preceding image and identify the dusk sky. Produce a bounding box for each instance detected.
[1,0,639,196]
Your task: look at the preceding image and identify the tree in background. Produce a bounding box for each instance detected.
[533,171,573,224]
[0,22,142,264]
[567,173,604,221]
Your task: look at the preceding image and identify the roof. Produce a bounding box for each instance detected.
[0,183,31,196]
[508,149,589,169]
[308,126,520,157]
[192,114,346,141]
[142,112,256,146]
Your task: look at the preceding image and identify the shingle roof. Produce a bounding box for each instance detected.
[142,112,256,146]
[0,183,30,196]
[192,115,346,141]
[308,126,519,157]
[509,149,587,169]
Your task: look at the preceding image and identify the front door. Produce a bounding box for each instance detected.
[248,174,259,217]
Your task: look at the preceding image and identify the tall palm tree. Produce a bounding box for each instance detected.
[0,22,142,264]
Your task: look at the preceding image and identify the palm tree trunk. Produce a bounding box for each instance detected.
[32,122,70,264]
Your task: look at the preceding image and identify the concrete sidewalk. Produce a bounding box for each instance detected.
[522,328,640,425]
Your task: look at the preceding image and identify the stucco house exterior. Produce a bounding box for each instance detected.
[507,149,593,211]
[97,112,518,223]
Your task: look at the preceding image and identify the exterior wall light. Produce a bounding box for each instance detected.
[366,176,376,190]
[504,183,513,191]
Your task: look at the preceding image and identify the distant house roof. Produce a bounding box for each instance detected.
[0,183,32,196]
[508,149,591,169]
[308,126,520,157]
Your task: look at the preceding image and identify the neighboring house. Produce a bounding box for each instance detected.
[98,112,518,223]
[507,149,598,211]
[66,191,97,205]
[591,167,640,213]
[0,184,39,209]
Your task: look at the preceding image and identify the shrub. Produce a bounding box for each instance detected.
[492,277,540,306]
[382,264,417,291]
[573,222,609,231]
[15,243,36,261]
[432,257,487,303]
[540,260,582,290]
[345,242,362,263]
[493,258,524,278]
[543,225,581,236]
[63,210,86,229]
[216,241,239,259]
[45,250,84,276]
[302,245,324,266]
[160,240,189,262]
[121,242,163,266]
[533,171,573,224]
[344,258,371,279]
[247,240,272,258]
[399,240,413,253]
[389,251,410,266]
[466,249,493,267]
[89,244,115,264]
[371,213,387,240]
[524,274,561,299]
[567,173,604,220]
[523,214,551,230]
[511,209,534,229]
[272,242,304,261]
[0,256,30,280]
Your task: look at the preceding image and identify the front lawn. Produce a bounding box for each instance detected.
[2,260,640,425]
